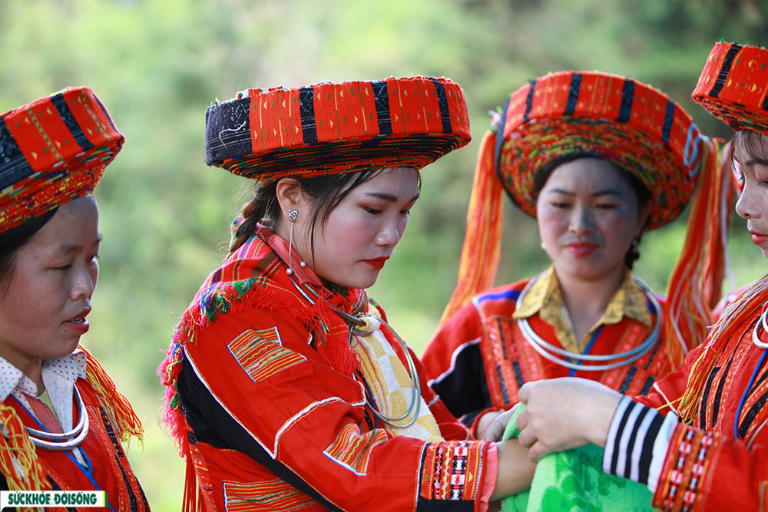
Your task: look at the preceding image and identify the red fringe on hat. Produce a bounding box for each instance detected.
[663,138,734,366]
[677,274,768,423]
[439,130,504,326]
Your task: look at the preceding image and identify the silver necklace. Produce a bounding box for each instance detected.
[516,274,662,371]
[3,387,90,451]
[751,308,768,349]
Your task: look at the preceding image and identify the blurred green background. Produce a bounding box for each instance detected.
[1,0,767,509]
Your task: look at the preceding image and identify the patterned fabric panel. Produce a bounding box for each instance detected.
[654,427,717,512]
[187,425,218,512]
[418,440,484,504]
[228,327,306,383]
[223,479,317,511]
[692,42,768,135]
[205,77,471,181]
[322,423,387,476]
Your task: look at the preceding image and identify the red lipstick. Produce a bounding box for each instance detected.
[364,257,389,269]
[751,231,768,246]
[65,308,91,335]
[566,241,599,257]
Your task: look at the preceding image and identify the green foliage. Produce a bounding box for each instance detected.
[2,1,767,509]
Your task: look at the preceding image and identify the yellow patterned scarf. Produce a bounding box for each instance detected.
[353,308,442,441]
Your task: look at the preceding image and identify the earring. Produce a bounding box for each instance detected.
[540,241,546,250]
[631,231,640,260]
[286,209,306,275]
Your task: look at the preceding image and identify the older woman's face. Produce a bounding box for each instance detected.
[536,158,647,284]
[0,195,100,374]
[734,132,768,258]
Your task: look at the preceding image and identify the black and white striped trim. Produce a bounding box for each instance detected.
[602,396,678,492]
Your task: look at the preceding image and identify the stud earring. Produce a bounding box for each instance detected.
[286,209,306,275]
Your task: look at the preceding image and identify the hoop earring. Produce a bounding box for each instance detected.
[286,209,307,275]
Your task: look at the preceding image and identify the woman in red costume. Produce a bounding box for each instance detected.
[515,41,768,511]
[422,71,730,439]
[0,88,148,510]
[158,77,537,512]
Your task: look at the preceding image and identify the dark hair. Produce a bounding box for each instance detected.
[532,155,653,270]
[0,208,58,294]
[730,129,768,163]
[230,168,422,256]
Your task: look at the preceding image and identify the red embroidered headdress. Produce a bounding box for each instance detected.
[692,41,768,136]
[442,71,733,366]
[0,87,124,232]
[497,71,704,229]
[205,76,471,181]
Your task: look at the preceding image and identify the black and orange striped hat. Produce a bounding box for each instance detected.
[693,41,768,135]
[205,76,471,180]
[0,87,123,232]
[496,71,706,230]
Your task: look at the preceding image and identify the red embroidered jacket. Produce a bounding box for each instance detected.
[5,380,149,511]
[612,303,768,511]
[161,230,495,512]
[422,277,678,429]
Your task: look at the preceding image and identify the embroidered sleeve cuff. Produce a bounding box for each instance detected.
[602,396,677,491]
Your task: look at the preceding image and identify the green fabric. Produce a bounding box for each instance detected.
[500,405,654,512]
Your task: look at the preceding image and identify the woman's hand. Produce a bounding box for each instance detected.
[515,378,621,461]
[482,405,520,441]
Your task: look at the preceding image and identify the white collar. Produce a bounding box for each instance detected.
[0,349,87,431]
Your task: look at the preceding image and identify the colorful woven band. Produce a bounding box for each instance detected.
[0,87,123,232]
[498,71,705,230]
[692,41,768,136]
[205,76,470,180]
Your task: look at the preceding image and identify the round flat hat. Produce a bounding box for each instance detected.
[497,71,706,230]
[0,87,124,232]
[205,76,471,180]
[692,41,768,136]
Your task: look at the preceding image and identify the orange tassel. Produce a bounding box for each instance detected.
[677,274,768,423]
[0,403,50,500]
[81,346,144,444]
[663,138,733,367]
[439,130,504,326]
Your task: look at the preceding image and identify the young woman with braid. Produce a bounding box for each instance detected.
[158,77,537,512]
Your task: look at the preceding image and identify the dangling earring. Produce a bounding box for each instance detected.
[286,209,306,275]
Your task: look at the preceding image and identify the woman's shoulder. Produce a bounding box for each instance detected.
[470,277,533,309]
